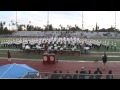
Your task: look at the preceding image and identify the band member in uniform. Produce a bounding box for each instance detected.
[114,43,117,51]
[111,42,113,50]
[44,44,48,53]
[7,50,11,61]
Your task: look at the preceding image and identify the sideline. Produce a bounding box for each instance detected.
[0,57,120,62]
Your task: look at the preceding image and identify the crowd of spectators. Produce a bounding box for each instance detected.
[50,67,113,79]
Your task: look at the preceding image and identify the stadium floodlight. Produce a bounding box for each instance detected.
[16,11,17,31]
[115,11,117,37]
[82,11,84,30]
[47,11,49,30]
[115,11,116,29]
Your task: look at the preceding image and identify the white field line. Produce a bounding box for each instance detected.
[0,57,120,63]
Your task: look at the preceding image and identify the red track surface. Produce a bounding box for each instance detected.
[0,58,120,75]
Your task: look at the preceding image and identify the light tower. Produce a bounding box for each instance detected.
[47,11,49,30]
[82,11,84,31]
[115,11,117,37]
[16,11,17,31]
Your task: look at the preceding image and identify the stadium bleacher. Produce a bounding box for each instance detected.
[12,31,120,38]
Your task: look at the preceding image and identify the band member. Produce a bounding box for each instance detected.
[111,42,113,50]
[114,43,117,51]
[44,44,48,53]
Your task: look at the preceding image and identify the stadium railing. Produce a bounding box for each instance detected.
[23,72,120,79]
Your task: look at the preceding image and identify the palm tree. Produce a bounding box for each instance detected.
[29,21,31,25]
[9,24,10,31]
[23,24,26,31]
[49,24,53,30]
[2,21,5,30]
[3,21,5,25]
[43,25,47,31]
[29,21,31,31]
[0,22,2,30]
[67,25,70,30]
[0,21,5,30]
[75,24,79,31]
[59,24,62,30]
[11,20,15,30]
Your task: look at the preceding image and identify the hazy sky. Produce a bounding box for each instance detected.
[0,11,118,30]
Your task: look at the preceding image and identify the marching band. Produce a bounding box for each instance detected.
[0,37,117,54]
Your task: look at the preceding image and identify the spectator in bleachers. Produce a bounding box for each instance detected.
[87,70,93,79]
[44,73,49,79]
[51,71,58,79]
[94,68,102,79]
[73,70,79,79]
[106,70,113,79]
[79,67,87,79]
[64,71,72,79]
[58,70,64,79]
[41,73,49,79]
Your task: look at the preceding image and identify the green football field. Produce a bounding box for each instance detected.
[0,37,120,61]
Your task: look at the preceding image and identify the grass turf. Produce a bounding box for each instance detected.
[0,38,120,51]
[0,38,120,61]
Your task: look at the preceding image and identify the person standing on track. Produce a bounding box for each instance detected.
[102,52,107,69]
[7,50,11,61]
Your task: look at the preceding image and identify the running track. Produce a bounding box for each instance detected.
[0,58,120,75]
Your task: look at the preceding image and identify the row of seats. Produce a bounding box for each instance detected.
[12,31,120,38]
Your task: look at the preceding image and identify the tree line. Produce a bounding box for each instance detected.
[0,21,119,35]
